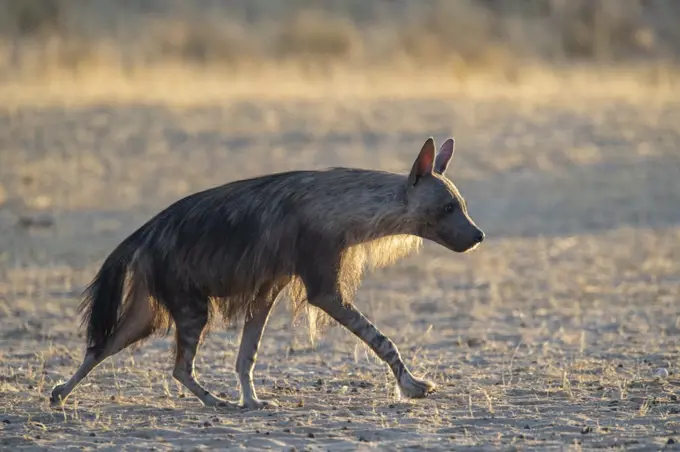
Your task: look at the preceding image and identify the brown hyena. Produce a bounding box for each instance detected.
[50,137,484,409]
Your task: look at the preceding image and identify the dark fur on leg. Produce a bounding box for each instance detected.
[170,295,235,407]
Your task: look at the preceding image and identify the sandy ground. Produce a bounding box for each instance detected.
[1,92,680,451]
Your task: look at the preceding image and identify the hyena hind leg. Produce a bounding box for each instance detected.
[171,300,237,408]
[50,293,156,406]
[235,295,281,410]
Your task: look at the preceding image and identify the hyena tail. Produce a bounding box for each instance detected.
[78,236,145,354]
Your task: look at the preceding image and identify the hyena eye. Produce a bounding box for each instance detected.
[444,203,456,214]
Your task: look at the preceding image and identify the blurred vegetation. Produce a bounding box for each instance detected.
[0,0,679,80]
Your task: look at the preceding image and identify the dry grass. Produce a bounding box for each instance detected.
[1,0,679,114]
[1,0,680,79]
[1,62,680,110]
[1,90,680,450]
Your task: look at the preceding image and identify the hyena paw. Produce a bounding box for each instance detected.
[398,376,437,399]
[240,398,279,410]
[201,395,238,409]
[50,384,67,406]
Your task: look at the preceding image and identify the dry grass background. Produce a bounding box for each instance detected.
[1,1,680,451]
[0,0,680,103]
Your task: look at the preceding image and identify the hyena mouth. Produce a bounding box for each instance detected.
[467,242,481,252]
[455,240,481,253]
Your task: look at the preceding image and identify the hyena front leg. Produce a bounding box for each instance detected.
[309,289,436,399]
[235,298,279,409]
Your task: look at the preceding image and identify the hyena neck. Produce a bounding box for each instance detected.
[336,170,415,245]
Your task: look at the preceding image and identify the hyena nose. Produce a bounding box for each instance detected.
[474,230,485,243]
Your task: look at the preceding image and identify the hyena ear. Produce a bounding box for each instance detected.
[434,138,455,175]
[408,137,436,186]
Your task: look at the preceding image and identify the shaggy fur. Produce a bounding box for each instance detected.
[51,137,484,409]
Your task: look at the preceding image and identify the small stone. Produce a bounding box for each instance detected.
[654,368,669,379]
[466,338,485,347]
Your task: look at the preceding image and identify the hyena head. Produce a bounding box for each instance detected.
[405,137,484,253]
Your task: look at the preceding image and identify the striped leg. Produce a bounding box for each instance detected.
[310,292,435,398]
[235,300,278,409]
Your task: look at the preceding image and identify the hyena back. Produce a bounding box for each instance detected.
[51,137,484,409]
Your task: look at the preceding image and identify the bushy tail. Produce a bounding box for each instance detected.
[78,238,137,354]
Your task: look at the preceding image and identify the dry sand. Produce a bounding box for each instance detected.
[1,86,680,451]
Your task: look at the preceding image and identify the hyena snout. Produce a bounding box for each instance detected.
[458,225,484,252]
[440,217,485,253]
